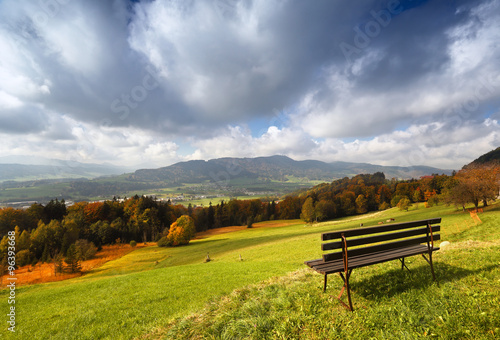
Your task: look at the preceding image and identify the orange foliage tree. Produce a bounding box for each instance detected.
[450,164,500,211]
[160,215,195,247]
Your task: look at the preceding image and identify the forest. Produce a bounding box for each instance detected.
[0,164,498,271]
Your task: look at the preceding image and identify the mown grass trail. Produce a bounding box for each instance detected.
[1,203,499,339]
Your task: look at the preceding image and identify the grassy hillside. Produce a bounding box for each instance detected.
[163,207,500,339]
[1,203,499,339]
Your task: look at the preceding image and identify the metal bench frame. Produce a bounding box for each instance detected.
[305,218,441,311]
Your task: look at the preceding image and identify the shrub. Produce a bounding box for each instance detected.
[427,195,440,207]
[16,249,34,267]
[157,236,171,247]
[130,240,137,247]
[74,239,97,261]
[379,202,391,211]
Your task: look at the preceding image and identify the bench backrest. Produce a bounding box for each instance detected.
[321,218,441,262]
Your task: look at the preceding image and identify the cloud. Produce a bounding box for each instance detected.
[0,106,48,134]
[0,0,498,171]
[186,116,500,170]
[293,0,500,140]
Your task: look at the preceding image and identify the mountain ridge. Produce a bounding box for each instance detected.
[464,146,500,168]
[0,160,130,182]
[132,155,453,183]
[0,154,456,184]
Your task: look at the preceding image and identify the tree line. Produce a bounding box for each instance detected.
[297,165,499,222]
[0,164,498,270]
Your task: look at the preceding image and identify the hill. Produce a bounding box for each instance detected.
[464,146,500,168]
[0,156,130,181]
[0,155,453,204]
[132,155,453,183]
[3,203,499,339]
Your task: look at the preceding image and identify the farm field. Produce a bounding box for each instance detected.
[1,203,499,339]
[0,175,317,207]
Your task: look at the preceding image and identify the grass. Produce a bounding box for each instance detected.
[157,203,500,339]
[1,203,499,339]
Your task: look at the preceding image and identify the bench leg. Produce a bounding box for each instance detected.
[345,270,353,312]
[323,274,327,293]
[400,257,411,272]
[421,253,436,281]
[338,270,354,311]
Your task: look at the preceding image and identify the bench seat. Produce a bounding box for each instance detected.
[305,244,439,275]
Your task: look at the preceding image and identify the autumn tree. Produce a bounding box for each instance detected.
[159,215,196,247]
[0,208,36,235]
[300,197,316,223]
[30,220,65,261]
[341,191,356,216]
[279,196,303,220]
[397,197,412,211]
[413,188,423,203]
[314,200,336,222]
[355,194,368,214]
[18,229,31,252]
[376,184,392,208]
[450,165,500,211]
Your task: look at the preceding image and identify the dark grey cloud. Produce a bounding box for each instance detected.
[0,107,47,134]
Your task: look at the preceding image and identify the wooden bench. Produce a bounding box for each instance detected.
[304,218,441,311]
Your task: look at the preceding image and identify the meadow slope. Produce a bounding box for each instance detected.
[1,203,499,339]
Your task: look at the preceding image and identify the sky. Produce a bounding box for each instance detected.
[0,0,499,171]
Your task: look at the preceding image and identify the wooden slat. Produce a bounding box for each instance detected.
[322,250,343,262]
[321,225,440,251]
[344,234,440,258]
[304,259,324,268]
[322,234,440,262]
[322,218,441,241]
[312,245,440,275]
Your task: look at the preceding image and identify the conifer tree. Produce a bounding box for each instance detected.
[64,244,82,273]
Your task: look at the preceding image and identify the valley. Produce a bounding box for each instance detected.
[0,155,452,207]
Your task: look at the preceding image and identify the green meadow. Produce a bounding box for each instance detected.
[1,203,499,339]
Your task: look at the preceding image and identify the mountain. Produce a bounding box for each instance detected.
[464,146,500,168]
[0,157,132,182]
[132,155,453,183]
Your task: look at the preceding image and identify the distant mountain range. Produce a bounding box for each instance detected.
[0,156,131,181]
[0,154,458,184]
[132,155,454,183]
